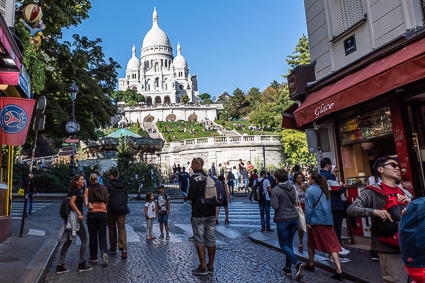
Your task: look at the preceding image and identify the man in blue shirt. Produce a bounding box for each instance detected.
[179,167,190,203]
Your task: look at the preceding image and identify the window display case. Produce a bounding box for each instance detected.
[339,107,392,145]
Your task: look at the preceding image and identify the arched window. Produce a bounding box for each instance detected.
[155,77,159,88]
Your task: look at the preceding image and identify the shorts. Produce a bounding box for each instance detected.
[191,216,216,247]
[157,213,168,224]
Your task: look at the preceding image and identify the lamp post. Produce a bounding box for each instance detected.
[65,80,80,179]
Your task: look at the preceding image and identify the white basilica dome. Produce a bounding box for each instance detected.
[126,45,140,71]
[142,7,171,49]
[173,42,187,68]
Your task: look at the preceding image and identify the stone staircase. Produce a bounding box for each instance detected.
[143,121,163,139]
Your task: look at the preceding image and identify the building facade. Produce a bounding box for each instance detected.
[286,0,425,245]
[118,7,199,105]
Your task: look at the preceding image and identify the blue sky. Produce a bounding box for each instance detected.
[62,1,307,97]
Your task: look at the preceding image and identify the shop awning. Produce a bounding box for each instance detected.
[282,103,305,131]
[293,36,425,126]
[0,71,19,85]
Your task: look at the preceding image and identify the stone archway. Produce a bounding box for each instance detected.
[146,97,153,105]
[188,113,198,122]
[155,96,161,105]
[166,114,176,122]
[164,96,171,104]
[144,114,155,122]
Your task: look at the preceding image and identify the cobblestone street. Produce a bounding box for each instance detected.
[40,200,340,282]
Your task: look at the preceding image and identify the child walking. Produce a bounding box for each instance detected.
[144,192,157,240]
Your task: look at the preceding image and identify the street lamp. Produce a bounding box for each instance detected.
[65,80,80,179]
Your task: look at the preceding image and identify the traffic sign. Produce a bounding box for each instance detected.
[65,138,80,143]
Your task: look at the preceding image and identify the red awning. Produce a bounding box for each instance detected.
[293,36,425,126]
[282,103,304,130]
[0,71,19,85]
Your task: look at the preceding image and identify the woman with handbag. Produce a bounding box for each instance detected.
[270,169,304,281]
[293,172,307,252]
[304,171,343,281]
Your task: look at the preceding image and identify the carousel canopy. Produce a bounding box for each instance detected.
[106,128,141,138]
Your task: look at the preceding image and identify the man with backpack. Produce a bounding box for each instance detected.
[253,170,273,232]
[179,167,190,203]
[347,156,411,282]
[186,157,216,275]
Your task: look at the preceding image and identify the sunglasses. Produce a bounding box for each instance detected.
[382,162,401,169]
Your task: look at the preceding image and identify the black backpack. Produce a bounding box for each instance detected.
[253,179,266,202]
[60,195,71,221]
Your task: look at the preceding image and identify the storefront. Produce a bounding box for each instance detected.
[288,34,425,199]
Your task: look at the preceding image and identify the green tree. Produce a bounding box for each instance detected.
[111,89,145,105]
[15,1,120,144]
[198,93,213,105]
[182,94,190,104]
[284,34,310,77]
[280,129,315,165]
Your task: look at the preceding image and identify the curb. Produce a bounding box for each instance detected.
[248,234,371,283]
[20,239,59,283]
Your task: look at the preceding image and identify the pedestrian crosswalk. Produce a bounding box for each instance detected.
[10,202,52,219]
[149,201,274,243]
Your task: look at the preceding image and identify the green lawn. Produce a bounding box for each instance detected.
[157,121,219,142]
[215,120,278,135]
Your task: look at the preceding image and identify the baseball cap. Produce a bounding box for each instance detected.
[158,184,165,189]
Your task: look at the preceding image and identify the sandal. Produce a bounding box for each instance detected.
[146,236,151,240]
[298,244,303,252]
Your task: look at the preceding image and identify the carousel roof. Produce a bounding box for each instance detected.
[106,128,141,138]
[82,129,164,155]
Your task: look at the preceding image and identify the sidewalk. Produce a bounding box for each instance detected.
[249,230,382,283]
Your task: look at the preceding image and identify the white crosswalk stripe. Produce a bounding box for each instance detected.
[10,202,52,219]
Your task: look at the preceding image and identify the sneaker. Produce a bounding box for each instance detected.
[282,267,292,276]
[121,250,128,259]
[330,256,351,263]
[260,228,265,232]
[304,264,315,272]
[370,250,380,261]
[295,262,304,281]
[56,265,69,274]
[166,235,170,240]
[88,257,98,263]
[266,227,274,232]
[108,249,117,254]
[159,234,164,239]
[207,263,214,274]
[331,272,344,281]
[338,247,351,256]
[192,265,208,275]
[101,253,108,267]
[78,262,92,272]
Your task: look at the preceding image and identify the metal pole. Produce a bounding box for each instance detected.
[262,144,266,170]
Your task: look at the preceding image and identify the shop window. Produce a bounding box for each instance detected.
[338,107,392,145]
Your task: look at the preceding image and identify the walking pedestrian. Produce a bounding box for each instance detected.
[270,169,304,281]
[254,170,273,232]
[293,172,307,252]
[179,167,190,203]
[144,192,157,240]
[304,171,343,281]
[156,184,170,240]
[240,167,249,192]
[23,172,36,216]
[105,168,130,259]
[84,173,109,266]
[55,174,92,274]
[226,169,235,198]
[186,157,216,275]
[215,175,230,225]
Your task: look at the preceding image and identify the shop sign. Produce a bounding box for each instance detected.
[314,102,334,118]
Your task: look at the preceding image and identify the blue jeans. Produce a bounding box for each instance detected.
[276,220,300,268]
[258,200,271,229]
